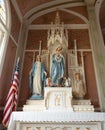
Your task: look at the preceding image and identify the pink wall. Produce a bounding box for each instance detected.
[0,37,17,106]
[10,0,21,43]
[17,0,53,16]
[84,52,99,108]
[32,10,85,24]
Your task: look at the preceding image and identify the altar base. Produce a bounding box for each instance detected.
[23,87,94,112]
[8,111,105,130]
[44,87,73,111]
[23,87,73,112]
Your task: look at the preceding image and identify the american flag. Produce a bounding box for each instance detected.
[2,58,20,127]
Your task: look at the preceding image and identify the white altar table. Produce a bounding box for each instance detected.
[8,111,105,130]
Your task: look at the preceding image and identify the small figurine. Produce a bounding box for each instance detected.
[46,77,52,87]
[65,77,71,87]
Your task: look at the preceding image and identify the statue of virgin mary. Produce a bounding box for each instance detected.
[51,46,65,86]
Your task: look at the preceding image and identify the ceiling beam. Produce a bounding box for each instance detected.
[84,0,96,6]
[24,0,85,19]
[11,0,23,23]
[26,2,86,24]
[28,24,89,30]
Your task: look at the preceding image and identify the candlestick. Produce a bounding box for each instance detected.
[39,40,42,56]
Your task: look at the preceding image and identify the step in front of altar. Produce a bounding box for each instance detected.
[72,99,94,112]
[73,105,94,112]
[73,99,91,105]
[23,99,46,111]
[23,88,94,112]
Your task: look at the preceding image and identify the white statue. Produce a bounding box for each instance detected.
[64,77,71,87]
[72,73,86,99]
[29,55,47,99]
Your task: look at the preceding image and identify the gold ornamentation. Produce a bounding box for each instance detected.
[36,127,41,130]
[76,128,80,130]
[63,127,68,130]
[55,95,61,106]
[26,127,31,130]
[86,128,90,130]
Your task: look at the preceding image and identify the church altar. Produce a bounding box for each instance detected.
[8,111,105,130]
[9,12,105,130]
[8,87,105,130]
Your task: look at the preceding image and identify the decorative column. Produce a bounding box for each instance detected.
[16,22,28,108]
[85,0,105,111]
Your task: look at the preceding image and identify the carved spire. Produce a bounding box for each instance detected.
[55,11,60,26]
[47,11,68,51]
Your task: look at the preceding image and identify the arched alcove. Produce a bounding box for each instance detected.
[18,5,99,111]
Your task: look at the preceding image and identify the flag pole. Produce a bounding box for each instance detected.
[17,57,20,64]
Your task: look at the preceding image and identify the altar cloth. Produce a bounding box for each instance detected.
[8,111,105,130]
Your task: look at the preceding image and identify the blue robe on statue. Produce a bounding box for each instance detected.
[51,54,65,86]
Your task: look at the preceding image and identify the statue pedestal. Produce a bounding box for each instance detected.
[45,87,73,111]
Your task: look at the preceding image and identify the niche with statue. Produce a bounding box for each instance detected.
[23,12,95,112]
[41,12,86,99]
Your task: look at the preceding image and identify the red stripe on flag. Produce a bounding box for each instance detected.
[3,95,13,115]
